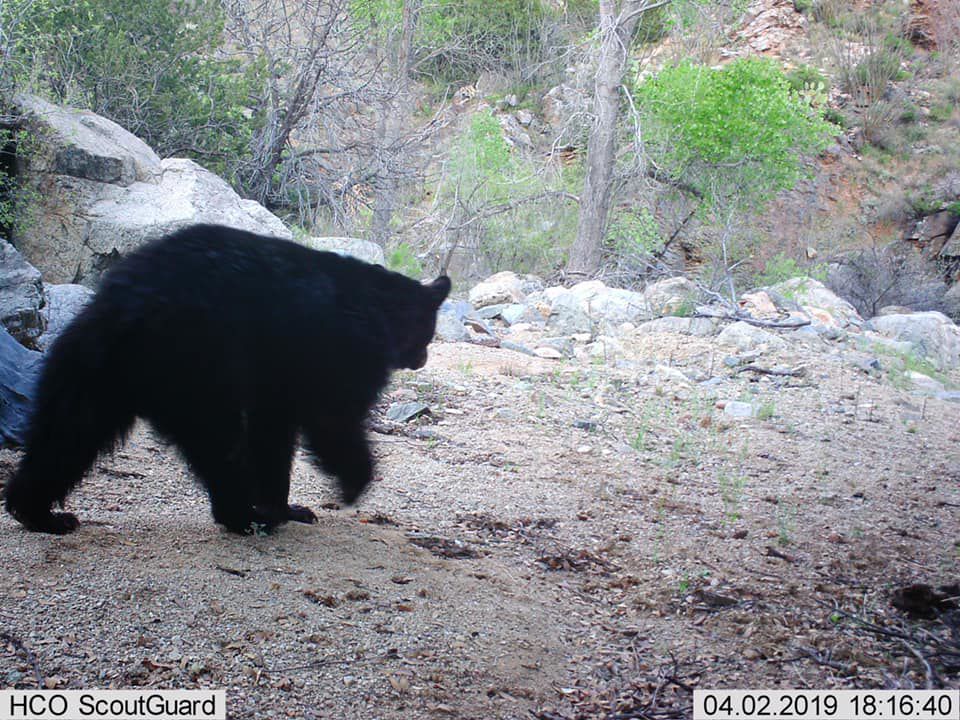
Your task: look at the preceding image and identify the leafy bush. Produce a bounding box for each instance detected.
[637,57,838,210]
[755,253,826,286]
[387,242,423,279]
[352,0,547,84]
[440,109,572,274]
[10,0,263,180]
[607,207,663,257]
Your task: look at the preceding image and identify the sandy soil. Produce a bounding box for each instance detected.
[2,328,958,718]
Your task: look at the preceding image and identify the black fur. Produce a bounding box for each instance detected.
[3,224,450,535]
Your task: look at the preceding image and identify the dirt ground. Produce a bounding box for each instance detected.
[2,329,958,719]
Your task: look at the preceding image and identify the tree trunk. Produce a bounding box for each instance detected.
[566,0,649,279]
[370,0,421,246]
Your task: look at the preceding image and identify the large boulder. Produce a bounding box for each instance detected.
[298,237,385,266]
[0,240,45,347]
[770,277,863,328]
[717,321,788,351]
[469,271,526,308]
[870,311,960,370]
[0,324,41,447]
[13,93,161,186]
[11,96,290,287]
[546,291,594,335]
[37,284,95,351]
[642,276,697,316]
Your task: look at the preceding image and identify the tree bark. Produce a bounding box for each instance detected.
[370,0,421,246]
[566,0,651,279]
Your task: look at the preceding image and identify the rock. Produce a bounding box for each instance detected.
[542,82,591,130]
[434,301,474,343]
[469,271,526,308]
[37,284,95,351]
[870,311,960,370]
[0,240,45,347]
[501,303,542,326]
[16,156,291,287]
[853,331,915,357]
[476,304,509,320]
[0,324,42,446]
[535,336,576,358]
[585,336,624,362]
[716,321,787,351]
[298,237,385,266]
[591,288,654,327]
[906,371,945,395]
[519,274,545,295]
[739,291,780,320]
[497,113,533,149]
[942,283,960,321]
[940,223,960,258]
[877,305,914,316]
[653,365,692,386]
[770,277,862,328]
[385,401,431,423]
[533,346,563,360]
[634,316,720,337]
[546,293,593,335]
[13,93,161,186]
[936,391,960,403]
[737,0,807,56]
[642,276,696,316]
[908,210,959,256]
[515,109,534,127]
[722,401,757,419]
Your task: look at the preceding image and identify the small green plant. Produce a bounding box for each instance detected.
[756,253,827,286]
[718,472,747,523]
[757,400,776,421]
[0,128,40,235]
[671,298,696,318]
[929,103,956,123]
[776,502,796,546]
[387,242,423,279]
[607,207,663,257]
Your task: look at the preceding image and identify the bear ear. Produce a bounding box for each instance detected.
[426,276,451,308]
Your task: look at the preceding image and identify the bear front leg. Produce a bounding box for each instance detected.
[302,421,374,505]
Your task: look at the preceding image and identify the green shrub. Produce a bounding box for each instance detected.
[785,64,827,95]
[607,207,663,259]
[440,109,572,274]
[637,57,838,210]
[11,0,263,181]
[756,253,827,286]
[387,242,423,279]
[352,0,547,84]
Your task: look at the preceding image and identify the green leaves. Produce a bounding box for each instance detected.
[637,57,838,210]
[10,0,263,181]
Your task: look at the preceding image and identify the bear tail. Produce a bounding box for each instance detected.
[4,304,135,533]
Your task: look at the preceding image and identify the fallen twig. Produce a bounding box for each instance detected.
[695,311,811,329]
[734,364,807,378]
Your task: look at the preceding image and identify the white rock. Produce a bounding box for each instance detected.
[717,321,787,351]
[871,311,960,370]
[469,271,525,308]
[298,237,385,266]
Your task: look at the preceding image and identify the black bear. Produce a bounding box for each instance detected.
[3,224,450,535]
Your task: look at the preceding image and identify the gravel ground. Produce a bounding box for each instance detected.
[2,327,958,718]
